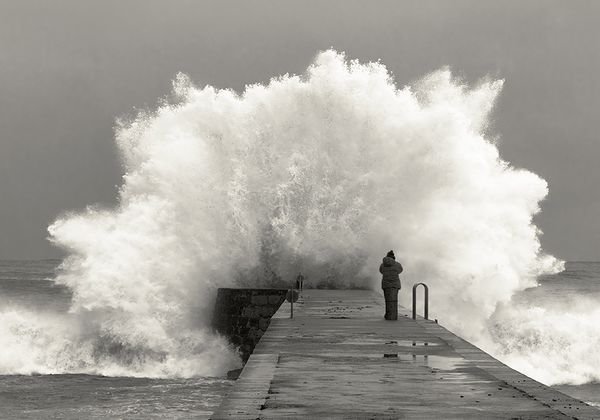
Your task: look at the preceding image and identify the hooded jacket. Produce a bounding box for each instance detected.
[379,257,403,289]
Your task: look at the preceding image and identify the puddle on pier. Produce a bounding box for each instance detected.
[389,339,441,347]
[380,354,465,370]
[319,352,465,371]
[341,338,442,347]
[407,354,465,370]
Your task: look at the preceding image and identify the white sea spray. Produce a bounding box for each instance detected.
[0,50,587,385]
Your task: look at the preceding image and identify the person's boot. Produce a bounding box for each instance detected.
[384,300,390,319]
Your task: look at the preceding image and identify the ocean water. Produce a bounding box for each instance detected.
[513,261,600,407]
[1,259,598,418]
[0,260,233,419]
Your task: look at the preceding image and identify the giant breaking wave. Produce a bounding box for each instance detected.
[0,50,591,384]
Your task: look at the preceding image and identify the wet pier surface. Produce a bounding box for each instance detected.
[213,290,599,419]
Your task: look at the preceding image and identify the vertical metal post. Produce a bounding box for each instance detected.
[412,286,417,320]
[412,283,429,320]
[286,288,299,319]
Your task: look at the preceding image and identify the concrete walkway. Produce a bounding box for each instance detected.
[212,290,599,419]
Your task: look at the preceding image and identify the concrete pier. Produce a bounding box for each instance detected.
[212,290,599,419]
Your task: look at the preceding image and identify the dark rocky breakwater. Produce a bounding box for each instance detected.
[211,288,287,367]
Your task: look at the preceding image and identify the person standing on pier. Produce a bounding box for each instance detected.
[296,272,305,291]
[379,250,403,320]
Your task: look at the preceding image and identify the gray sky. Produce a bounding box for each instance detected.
[0,0,599,260]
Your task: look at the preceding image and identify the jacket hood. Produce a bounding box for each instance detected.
[382,256,396,267]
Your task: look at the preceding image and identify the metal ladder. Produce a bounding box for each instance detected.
[412,282,429,320]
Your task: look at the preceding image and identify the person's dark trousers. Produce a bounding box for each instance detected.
[383,287,399,320]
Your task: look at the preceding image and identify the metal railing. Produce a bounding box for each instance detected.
[412,282,429,320]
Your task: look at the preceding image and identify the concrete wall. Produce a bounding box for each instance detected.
[212,288,287,362]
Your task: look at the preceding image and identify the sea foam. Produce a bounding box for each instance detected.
[0,50,588,384]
